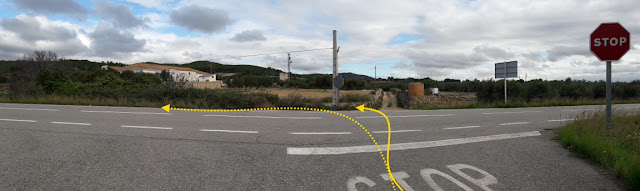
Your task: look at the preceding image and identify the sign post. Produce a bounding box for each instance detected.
[495,61,518,104]
[590,22,630,135]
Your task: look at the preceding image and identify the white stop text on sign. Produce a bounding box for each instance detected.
[347,164,497,191]
[593,37,628,47]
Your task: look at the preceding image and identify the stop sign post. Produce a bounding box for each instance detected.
[590,22,631,134]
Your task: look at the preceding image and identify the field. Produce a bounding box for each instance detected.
[241,88,372,99]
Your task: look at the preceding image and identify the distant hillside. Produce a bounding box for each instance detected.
[157,61,283,76]
[340,72,374,81]
[154,61,374,80]
[301,72,374,81]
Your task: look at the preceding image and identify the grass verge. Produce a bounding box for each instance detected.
[556,111,640,189]
[417,98,640,110]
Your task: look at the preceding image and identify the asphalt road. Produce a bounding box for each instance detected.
[1,103,637,190]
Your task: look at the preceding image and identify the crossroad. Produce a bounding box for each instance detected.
[0,103,632,190]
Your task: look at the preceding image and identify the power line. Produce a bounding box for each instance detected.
[208,47,332,60]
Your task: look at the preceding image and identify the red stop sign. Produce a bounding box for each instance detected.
[590,23,630,61]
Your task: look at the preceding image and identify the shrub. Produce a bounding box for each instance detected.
[340,93,371,102]
[277,92,307,107]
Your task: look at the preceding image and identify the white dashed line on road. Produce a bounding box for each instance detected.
[356,114,454,119]
[287,131,542,155]
[51,121,91,126]
[289,132,352,135]
[547,119,575,122]
[499,122,530,126]
[562,109,598,112]
[82,110,172,115]
[482,111,540,115]
[443,125,481,130]
[204,115,321,119]
[0,107,59,111]
[200,129,259,133]
[121,125,173,130]
[373,130,422,133]
[0,118,37,123]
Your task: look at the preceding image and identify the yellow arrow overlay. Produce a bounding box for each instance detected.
[162,104,403,191]
[162,104,171,112]
[356,104,402,190]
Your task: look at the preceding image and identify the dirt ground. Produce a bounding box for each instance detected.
[241,88,373,99]
[380,91,404,110]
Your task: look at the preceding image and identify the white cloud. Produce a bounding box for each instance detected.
[123,0,176,10]
[88,23,146,57]
[1,0,640,81]
[170,5,231,33]
[0,14,88,58]
[9,0,88,20]
[231,30,266,42]
[94,0,148,29]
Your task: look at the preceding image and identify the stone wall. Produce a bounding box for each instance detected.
[395,89,475,109]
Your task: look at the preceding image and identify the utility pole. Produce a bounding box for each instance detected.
[374,65,376,80]
[332,30,339,106]
[288,53,292,81]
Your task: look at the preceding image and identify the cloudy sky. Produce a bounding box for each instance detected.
[1,0,639,81]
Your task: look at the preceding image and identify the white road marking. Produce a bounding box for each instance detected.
[289,132,352,135]
[562,109,598,112]
[200,129,259,133]
[51,121,91,126]
[204,115,321,119]
[82,110,172,115]
[356,114,454,119]
[547,119,575,122]
[287,131,541,155]
[624,106,640,109]
[121,125,173,130]
[499,122,530,126]
[482,111,540,114]
[0,118,37,123]
[0,107,59,111]
[443,125,481,130]
[373,130,422,133]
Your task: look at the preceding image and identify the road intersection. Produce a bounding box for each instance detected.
[0,103,633,190]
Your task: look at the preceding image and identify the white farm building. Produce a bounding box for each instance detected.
[107,63,216,82]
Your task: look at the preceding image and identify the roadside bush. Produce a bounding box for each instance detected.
[340,93,371,102]
[8,81,44,98]
[277,92,307,107]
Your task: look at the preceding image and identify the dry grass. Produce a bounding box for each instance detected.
[557,111,640,189]
[242,88,372,99]
[419,100,477,108]
[437,91,476,99]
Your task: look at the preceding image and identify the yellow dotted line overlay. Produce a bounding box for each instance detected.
[170,106,402,191]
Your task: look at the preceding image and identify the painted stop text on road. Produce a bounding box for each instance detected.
[348,164,497,191]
